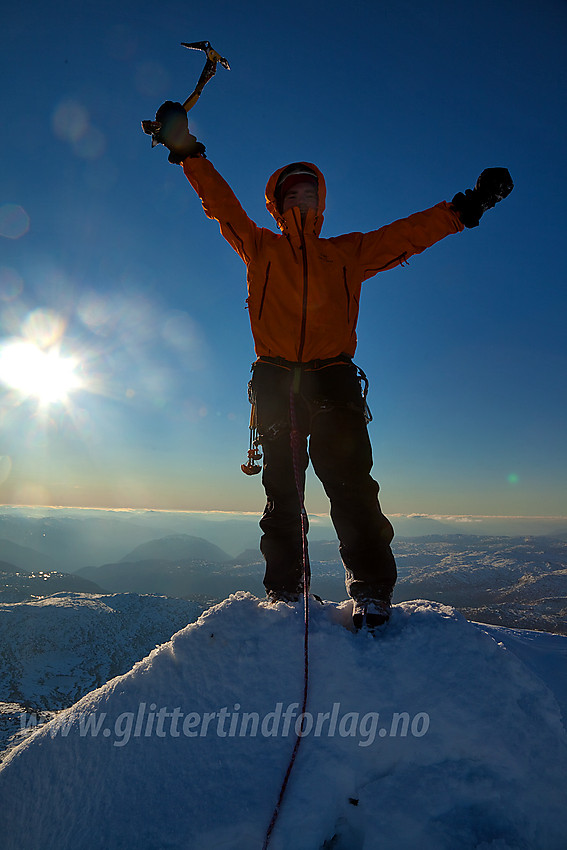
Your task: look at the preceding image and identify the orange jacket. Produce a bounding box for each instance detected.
[182,158,464,362]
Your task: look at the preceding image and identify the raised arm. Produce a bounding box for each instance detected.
[353,167,514,280]
[150,101,260,265]
[354,201,464,280]
[182,157,260,266]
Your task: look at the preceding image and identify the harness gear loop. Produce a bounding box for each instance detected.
[241,380,262,475]
[356,364,372,424]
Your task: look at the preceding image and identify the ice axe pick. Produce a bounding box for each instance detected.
[142,41,230,146]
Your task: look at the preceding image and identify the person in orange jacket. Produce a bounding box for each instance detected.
[153,101,513,629]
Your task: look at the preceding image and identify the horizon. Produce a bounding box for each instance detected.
[1,503,566,545]
[3,502,567,521]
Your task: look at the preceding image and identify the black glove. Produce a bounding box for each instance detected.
[154,101,205,164]
[451,167,514,228]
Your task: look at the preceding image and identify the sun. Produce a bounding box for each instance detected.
[0,340,82,405]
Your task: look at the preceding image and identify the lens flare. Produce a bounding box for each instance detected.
[0,204,30,240]
[0,340,81,404]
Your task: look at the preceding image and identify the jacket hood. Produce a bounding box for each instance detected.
[265,162,326,236]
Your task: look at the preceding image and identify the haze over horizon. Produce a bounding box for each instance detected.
[1,503,566,550]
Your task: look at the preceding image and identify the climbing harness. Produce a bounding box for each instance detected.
[241,356,371,475]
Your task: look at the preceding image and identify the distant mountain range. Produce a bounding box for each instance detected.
[72,534,263,599]
[2,508,566,574]
[0,539,61,573]
[0,513,173,572]
[73,533,567,635]
[2,529,567,634]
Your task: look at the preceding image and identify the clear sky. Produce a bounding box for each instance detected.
[1,0,566,519]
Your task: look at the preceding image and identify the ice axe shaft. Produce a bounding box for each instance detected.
[181,41,230,113]
[141,41,230,144]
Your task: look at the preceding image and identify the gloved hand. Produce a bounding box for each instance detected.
[451,167,514,228]
[154,101,205,163]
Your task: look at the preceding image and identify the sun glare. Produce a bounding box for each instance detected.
[0,340,81,404]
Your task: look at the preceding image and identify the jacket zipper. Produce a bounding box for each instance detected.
[364,251,408,276]
[295,211,309,362]
[258,262,271,320]
[343,266,350,322]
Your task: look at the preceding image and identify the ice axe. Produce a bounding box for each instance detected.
[142,41,230,146]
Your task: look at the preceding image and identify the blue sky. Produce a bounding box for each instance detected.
[1,0,566,519]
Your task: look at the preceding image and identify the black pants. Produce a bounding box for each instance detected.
[250,359,397,599]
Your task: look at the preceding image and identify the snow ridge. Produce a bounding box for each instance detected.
[0,594,566,850]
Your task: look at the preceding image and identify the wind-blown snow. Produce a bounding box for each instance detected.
[0,593,566,850]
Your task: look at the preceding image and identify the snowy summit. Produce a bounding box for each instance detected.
[0,593,566,849]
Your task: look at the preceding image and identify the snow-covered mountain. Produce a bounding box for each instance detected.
[68,535,567,635]
[0,593,565,849]
[0,563,106,602]
[0,592,203,757]
[393,536,567,633]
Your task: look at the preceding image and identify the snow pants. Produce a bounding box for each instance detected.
[250,358,397,599]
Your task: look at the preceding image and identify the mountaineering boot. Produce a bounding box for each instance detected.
[352,596,392,631]
[266,589,302,604]
[266,589,324,605]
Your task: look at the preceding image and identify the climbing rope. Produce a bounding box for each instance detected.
[262,369,311,849]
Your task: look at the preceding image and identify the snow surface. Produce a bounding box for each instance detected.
[0,592,203,711]
[0,593,566,850]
